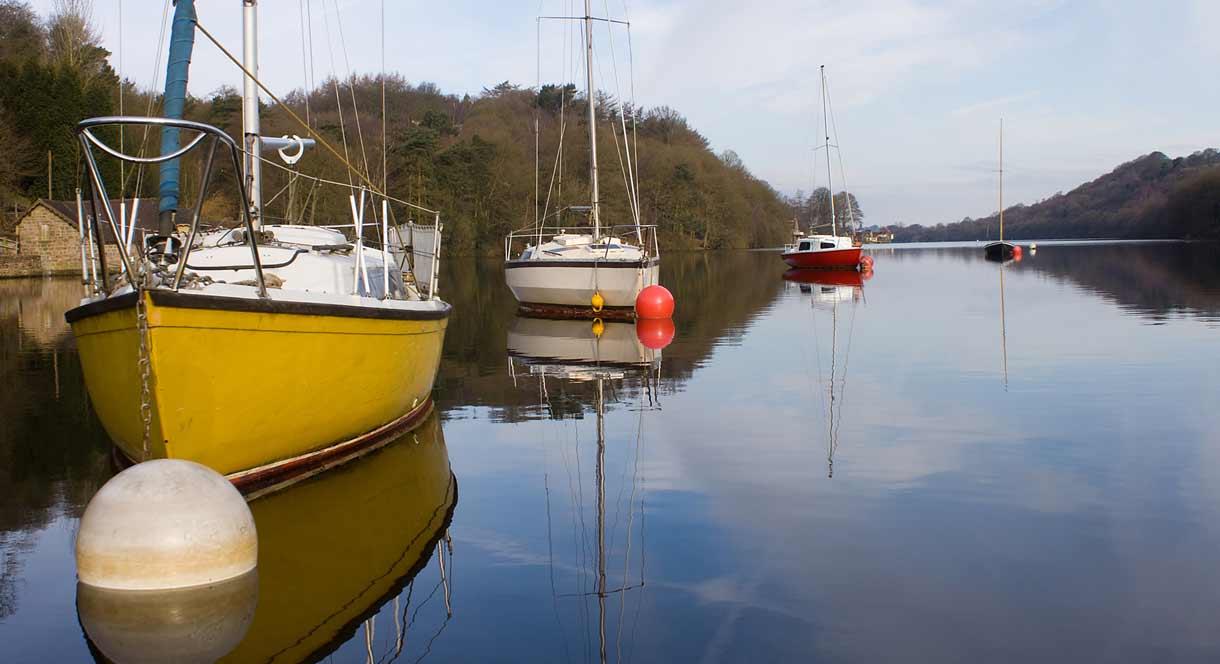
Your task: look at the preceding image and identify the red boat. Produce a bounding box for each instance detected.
[781,234,863,269]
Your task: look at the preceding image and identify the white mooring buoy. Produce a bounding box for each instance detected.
[76,459,257,591]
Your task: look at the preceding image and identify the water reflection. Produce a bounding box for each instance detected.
[998,260,1010,390]
[784,270,868,478]
[77,571,259,664]
[869,241,1220,321]
[0,280,109,628]
[3,243,1220,661]
[506,316,656,663]
[75,414,457,663]
[0,277,83,352]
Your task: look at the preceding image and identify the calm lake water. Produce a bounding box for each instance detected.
[3,241,1220,662]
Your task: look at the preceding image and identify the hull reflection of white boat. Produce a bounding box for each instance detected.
[507,316,660,375]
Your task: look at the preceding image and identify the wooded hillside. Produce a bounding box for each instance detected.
[0,1,792,253]
[894,149,1220,242]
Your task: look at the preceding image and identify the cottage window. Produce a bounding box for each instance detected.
[40,224,49,241]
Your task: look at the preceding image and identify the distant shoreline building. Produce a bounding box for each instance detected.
[0,198,157,279]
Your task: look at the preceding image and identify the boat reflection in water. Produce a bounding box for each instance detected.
[784,269,868,477]
[77,413,457,663]
[507,316,660,663]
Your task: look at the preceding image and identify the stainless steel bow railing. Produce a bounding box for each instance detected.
[76,116,268,297]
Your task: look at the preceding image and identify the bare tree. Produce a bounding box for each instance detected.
[47,0,107,83]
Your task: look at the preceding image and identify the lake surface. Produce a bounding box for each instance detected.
[3,241,1220,662]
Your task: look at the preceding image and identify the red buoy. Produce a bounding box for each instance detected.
[635,285,675,319]
[636,317,675,350]
[1012,245,1024,259]
[859,255,875,271]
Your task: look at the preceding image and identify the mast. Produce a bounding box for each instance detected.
[584,0,601,240]
[821,65,837,237]
[595,375,607,663]
[242,0,262,229]
[998,118,1004,243]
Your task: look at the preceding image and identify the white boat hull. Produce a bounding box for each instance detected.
[504,259,660,308]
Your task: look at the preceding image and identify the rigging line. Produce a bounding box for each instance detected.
[833,294,859,458]
[572,405,597,605]
[316,4,355,187]
[253,151,439,214]
[541,391,575,664]
[824,71,856,231]
[606,102,639,227]
[306,0,317,111]
[809,295,828,452]
[625,11,640,223]
[626,377,648,664]
[332,0,375,188]
[381,0,387,194]
[193,18,393,199]
[618,387,644,664]
[539,97,567,228]
[121,0,172,199]
[591,48,639,226]
[600,0,640,229]
[298,0,310,128]
[562,411,593,664]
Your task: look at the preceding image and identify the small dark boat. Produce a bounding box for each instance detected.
[983,120,1019,262]
[983,241,1016,261]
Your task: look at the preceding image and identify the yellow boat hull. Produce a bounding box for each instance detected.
[68,290,449,478]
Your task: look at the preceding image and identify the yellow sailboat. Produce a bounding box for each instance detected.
[66,0,450,488]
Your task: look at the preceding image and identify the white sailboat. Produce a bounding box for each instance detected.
[504,0,660,314]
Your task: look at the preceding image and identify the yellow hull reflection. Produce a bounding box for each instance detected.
[223,412,456,663]
[69,292,447,477]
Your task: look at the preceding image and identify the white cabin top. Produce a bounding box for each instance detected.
[785,234,855,252]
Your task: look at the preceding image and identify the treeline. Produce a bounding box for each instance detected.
[0,1,792,253]
[783,187,864,236]
[0,0,120,219]
[894,149,1220,242]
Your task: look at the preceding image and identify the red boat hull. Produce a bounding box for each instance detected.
[781,247,863,269]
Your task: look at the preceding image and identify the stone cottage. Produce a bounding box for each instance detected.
[0,198,157,278]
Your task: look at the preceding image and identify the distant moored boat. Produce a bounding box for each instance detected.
[781,65,867,272]
[984,119,1017,262]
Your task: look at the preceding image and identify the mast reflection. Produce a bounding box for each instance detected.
[784,270,868,477]
[507,316,661,662]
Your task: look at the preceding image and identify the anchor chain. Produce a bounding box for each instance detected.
[135,274,153,461]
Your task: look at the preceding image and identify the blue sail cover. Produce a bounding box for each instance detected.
[158,0,196,224]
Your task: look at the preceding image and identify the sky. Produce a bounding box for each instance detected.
[31,0,1220,226]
